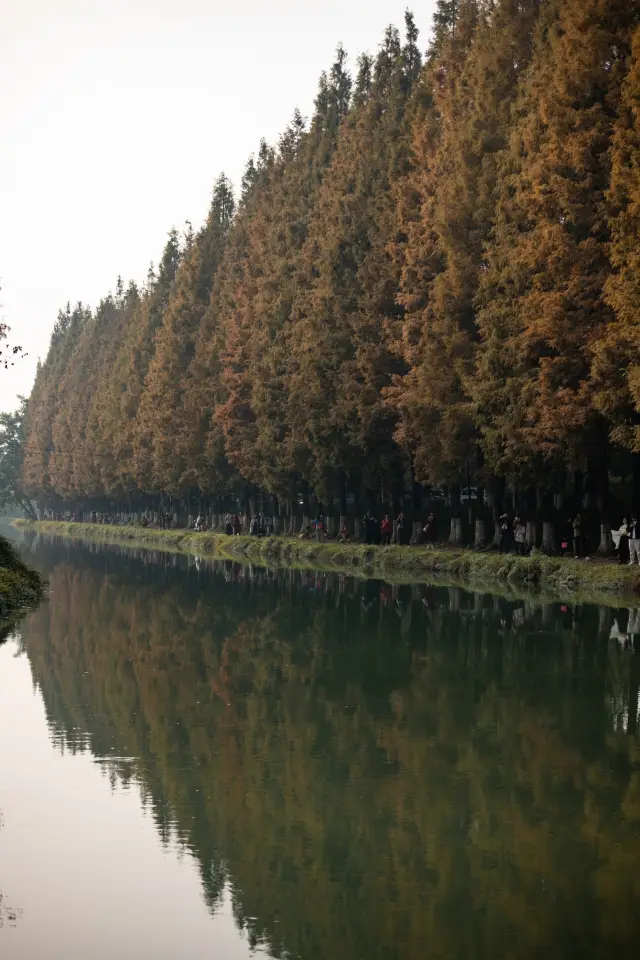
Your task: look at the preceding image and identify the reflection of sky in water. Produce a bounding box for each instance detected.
[0,637,254,960]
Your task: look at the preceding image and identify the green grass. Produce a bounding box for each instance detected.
[17,519,640,606]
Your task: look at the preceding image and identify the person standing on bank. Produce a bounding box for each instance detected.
[514,517,526,556]
[629,515,640,565]
[363,510,375,545]
[614,517,630,564]
[499,514,511,554]
[381,514,392,546]
[423,512,437,546]
[572,513,584,558]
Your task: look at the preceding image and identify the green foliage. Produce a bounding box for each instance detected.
[0,399,37,518]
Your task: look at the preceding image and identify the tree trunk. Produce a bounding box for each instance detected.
[573,470,584,514]
[525,521,536,551]
[449,484,462,545]
[524,488,537,550]
[542,521,555,555]
[411,521,422,545]
[539,487,556,555]
[598,523,614,556]
[490,475,505,547]
[632,454,640,509]
[339,473,348,520]
[449,517,463,545]
[474,518,485,549]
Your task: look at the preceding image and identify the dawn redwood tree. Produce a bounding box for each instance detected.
[122,230,181,493]
[23,304,88,502]
[49,295,121,499]
[213,126,304,504]
[429,0,461,60]
[592,25,640,452]
[472,0,638,551]
[135,175,234,498]
[285,20,421,515]
[84,281,140,497]
[388,0,480,543]
[214,49,353,513]
[406,0,543,542]
[182,155,271,506]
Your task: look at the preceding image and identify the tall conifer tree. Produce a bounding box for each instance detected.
[472,0,636,491]
[23,304,86,499]
[135,176,234,495]
[593,25,640,450]
[121,230,181,492]
[214,50,353,502]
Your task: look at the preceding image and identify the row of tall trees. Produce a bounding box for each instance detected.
[21,0,640,547]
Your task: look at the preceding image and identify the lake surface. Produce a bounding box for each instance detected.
[1,528,640,959]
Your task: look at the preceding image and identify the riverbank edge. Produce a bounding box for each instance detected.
[16,519,640,604]
[0,536,45,626]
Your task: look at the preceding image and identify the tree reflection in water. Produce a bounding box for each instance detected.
[16,534,640,960]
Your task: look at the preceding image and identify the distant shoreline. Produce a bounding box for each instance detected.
[15,519,640,607]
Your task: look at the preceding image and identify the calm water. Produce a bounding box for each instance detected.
[1,529,640,959]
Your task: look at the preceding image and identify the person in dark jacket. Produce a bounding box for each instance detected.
[616,517,630,565]
[423,512,437,545]
[498,514,512,555]
[572,513,584,558]
[363,511,375,545]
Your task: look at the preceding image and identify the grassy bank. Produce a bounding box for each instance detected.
[0,535,44,625]
[16,519,640,604]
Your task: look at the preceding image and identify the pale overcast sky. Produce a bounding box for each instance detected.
[1,0,436,412]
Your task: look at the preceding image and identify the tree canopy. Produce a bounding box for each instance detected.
[20,3,640,541]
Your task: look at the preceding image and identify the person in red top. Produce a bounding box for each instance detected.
[338,524,350,543]
[381,513,392,546]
